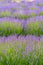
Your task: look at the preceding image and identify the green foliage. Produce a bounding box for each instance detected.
[19,15,29,19]
[0,21,23,36]
[0,11,37,19]
[1,11,11,17]
[25,21,43,36]
[30,7,37,10]
[37,3,43,6]
[0,37,43,65]
[0,21,43,36]
[30,12,37,17]
[39,11,43,16]
[0,47,43,65]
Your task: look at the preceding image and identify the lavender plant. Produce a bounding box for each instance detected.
[0,16,43,36]
[0,0,43,64]
[24,16,43,36]
[0,35,43,65]
[0,1,42,19]
[0,18,23,36]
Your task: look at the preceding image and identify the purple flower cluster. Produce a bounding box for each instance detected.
[0,16,43,36]
[0,1,43,64]
[0,0,43,18]
[0,35,43,55]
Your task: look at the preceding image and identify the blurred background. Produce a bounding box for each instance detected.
[0,0,34,3]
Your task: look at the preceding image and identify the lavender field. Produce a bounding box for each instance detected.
[0,0,43,65]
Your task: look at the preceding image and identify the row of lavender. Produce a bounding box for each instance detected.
[0,35,42,54]
[0,1,43,19]
[0,35,43,65]
[0,0,43,65]
[0,16,43,36]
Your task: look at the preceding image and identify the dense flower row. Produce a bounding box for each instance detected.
[0,1,43,18]
[0,0,43,65]
[0,18,23,36]
[0,35,43,65]
[0,35,43,57]
[0,16,43,36]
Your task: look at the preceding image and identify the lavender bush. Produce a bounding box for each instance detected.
[0,16,43,36]
[24,16,43,36]
[0,1,43,19]
[0,0,43,65]
[0,35,43,65]
[0,18,23,36]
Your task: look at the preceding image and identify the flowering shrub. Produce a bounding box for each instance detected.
[0,0,43,65]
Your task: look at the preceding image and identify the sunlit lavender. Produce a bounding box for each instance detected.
[0,0,43,65]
